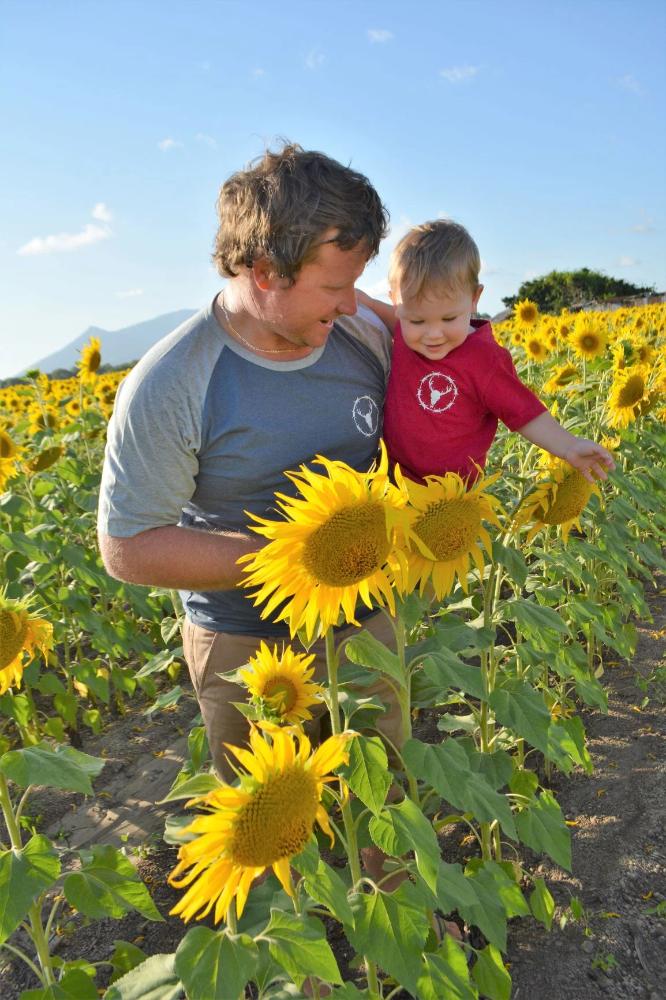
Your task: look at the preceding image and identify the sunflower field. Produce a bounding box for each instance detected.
[0,302,664,999]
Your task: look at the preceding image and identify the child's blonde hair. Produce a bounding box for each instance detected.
[389,219,481,300]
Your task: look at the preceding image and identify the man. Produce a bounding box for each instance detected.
[97,143,399,781]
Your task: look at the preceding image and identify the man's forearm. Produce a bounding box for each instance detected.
[98,524,262,590]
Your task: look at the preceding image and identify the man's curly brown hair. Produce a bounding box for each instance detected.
[213,142,389,283]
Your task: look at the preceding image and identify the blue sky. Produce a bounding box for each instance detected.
[2,0,665,376]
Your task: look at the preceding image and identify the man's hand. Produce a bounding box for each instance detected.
[563,438,616,483]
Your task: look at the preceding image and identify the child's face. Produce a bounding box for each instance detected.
[391,283,483,362]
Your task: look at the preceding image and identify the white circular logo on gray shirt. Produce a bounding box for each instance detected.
[352,395,379,437]
[417,372,458,413]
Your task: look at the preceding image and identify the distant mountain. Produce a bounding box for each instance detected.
[17,309,198,376]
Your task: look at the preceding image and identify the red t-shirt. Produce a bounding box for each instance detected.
[383,320,547,482]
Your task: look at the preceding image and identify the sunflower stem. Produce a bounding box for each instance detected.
[0,773,23,850]
[323,628,362,888]
[226,899,238,934]
[391,613,420,804]
[324,628,379,993]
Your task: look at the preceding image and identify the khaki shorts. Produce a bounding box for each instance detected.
[182,612,403,781]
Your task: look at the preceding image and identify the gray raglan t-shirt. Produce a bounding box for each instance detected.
[98,299,391,635]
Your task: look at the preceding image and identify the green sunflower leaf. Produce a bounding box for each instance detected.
[264,909,342,987]
[175,927,259,1000]
[471,943,512,1000]
[403,739,517,839]
[515,790,572,870]
[343,630,407,689]
[0,742,105,793]
[102,953,182,1000]
[348,881,429,995]
[369,798,440,894]
[416,937,477,1000]
[0,834,61,944]
[21,968,99,1000]
[340,735,391,816]
[64,845,163,921]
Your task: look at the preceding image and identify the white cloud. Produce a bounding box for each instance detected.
[116,288,144,298]
[631,218,655,233]
[92,202,113,223]
[18,223,111,256]
[617,74,643,95]
[158,137,183,151]
[480,259,501,277]
[360,276,390,298]
[440,65,479,84]
[195,132,217,148]
[618,255,639,267]
[367,29,393,43]
[252,67,266,77]
[305,48,325,70]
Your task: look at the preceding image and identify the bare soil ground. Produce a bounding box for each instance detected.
[2,591,665,999]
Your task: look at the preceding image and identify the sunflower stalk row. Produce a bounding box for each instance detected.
[0,304,664,997]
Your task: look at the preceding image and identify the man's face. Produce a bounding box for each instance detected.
[391,283,483,362]
[261,233,370,348]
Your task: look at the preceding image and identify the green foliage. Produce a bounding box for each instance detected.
[502,268,654,312]
[63,845,164,921]
[174,927,259,1000]
[0,834,60,944]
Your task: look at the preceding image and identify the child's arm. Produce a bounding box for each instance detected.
[355,289,397,335]
[517,412,615,483]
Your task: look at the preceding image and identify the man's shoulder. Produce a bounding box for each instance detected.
[335,304,392,375]
[120,303,224,396]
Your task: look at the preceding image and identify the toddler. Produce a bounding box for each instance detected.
[362,220,614,484]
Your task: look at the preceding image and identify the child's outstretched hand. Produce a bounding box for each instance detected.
[563,438,616,483]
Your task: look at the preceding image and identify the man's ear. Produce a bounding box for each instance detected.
[250,257,285,291]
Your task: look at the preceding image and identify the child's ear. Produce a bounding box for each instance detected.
[473,284,484,310]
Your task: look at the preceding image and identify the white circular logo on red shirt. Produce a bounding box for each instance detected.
[417,372,458,413]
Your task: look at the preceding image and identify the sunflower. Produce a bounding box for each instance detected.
[238,642,324,724]
[403,470,504,599]
[65,398,83,419]
[510,329,525,347]
[542,323,559,352]
[0,428,18,460]
[606,366,650,429]
[570,314,608,360]
[515,459,601,543]
[169,723,355,923]
[0,429,22,492]
[523,333,549,362]
[631,338,655,366]
[557,315,573,341]
[25,445,63,475]
[543,363,580,395]
[514,299,539,327]
[0,592,53,696]
[78,336,102,380]
[239,443,409,642]
[28,405,59,435]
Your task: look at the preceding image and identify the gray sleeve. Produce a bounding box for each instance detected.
[336,304,392,377]
[97,355,203,538]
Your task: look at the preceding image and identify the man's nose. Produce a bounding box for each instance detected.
[338,287,358,316]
